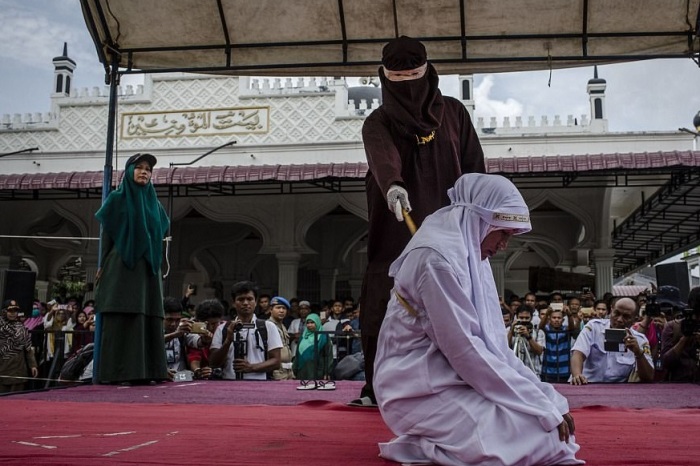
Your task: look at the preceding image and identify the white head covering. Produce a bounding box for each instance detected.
[389,173,531,358]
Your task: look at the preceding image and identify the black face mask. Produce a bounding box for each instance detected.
[379,64,445,138]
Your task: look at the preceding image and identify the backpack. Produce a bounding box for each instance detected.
[60,343,94,381]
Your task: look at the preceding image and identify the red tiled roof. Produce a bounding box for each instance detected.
[486,150,700,173]
[1,152,698,191]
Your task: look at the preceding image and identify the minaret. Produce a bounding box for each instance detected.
[586,66,607,132]
[458,75,475,120]
[52,42,76,97]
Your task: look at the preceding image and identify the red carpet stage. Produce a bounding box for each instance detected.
[2,381,700,465]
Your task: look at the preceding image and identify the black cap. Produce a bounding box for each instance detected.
[382,36,427,71]
[125,153,157,169]
[3,299,20,311]
[655,285,687,309]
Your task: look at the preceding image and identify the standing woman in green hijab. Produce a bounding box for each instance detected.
[94,153,170,384]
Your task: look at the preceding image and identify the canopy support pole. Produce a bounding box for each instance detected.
[92,51,121,385]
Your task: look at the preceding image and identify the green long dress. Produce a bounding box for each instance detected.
[94,158,170,384]
[94,235,168,383]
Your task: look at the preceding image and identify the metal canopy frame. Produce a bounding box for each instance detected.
[74,0,700,384]
[613,170,700,277]
[80,0,700,77]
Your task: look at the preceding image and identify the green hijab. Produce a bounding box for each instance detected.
[95,161,170,275]
[296,313,327,367]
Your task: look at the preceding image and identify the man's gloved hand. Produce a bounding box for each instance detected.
[386,184,411,222]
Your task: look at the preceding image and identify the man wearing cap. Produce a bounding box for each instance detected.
[356,36,485,407]
[268,296,295,380]
[0,300,39,393]
[570,297,654,384]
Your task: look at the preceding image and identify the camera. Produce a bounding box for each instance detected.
[644,294,663,318]
[514,321,533,333]
[582,287,591,294]
[230,321,255,380]
[190,321,208,334]
[681,308,700,337]
[233,322,255,332]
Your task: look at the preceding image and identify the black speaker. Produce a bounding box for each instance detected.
[656,262,690,301]
[1,270,36,316]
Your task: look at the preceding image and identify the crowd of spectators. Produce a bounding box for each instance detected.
[4,281,698,392]
[501,285,700,384]
[31,280,363,387]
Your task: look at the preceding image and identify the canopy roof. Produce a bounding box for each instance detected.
[80,0,700,77]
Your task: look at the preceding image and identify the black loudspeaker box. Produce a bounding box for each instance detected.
[1,270,37,316]
[655,262,690,302]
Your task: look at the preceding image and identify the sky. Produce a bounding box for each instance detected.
[1,0,699,133]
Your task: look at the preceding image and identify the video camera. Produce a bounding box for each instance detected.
[232,321,255,380]
[681,307,700,337]
[513,321,533,333]
[233,322,255,332]
[644,294,664,318]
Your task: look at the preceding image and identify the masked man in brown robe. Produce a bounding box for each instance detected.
[351,36,486,407]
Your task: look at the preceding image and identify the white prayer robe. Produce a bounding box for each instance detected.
[374,174,583,466]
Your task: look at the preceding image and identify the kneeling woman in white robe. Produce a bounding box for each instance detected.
[375,173,583,466]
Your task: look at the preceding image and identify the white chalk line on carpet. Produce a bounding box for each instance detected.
[102,440,160,457]
[102,431,179,457]
[12,441,57,449]
[9,430,179,457]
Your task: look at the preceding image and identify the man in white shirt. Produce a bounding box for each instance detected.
[508,305,545,376]
[209,281,282,381]
[570,297,653,384]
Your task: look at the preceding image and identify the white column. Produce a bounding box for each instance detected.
[593,248,615,296]
[35,280,50,302]
[319,268,338,302]
[276,252,301,299]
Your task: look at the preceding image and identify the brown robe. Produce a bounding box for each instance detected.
[360,96,486,336]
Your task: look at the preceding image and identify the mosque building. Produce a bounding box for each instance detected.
[0,44,698,306]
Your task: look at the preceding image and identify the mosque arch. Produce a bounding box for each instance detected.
[294,195,355,252]
[526,190,596,248]
[340,229,368,266]
[506,234,564,271]
[20,258,40,274]
[183,200,274,252]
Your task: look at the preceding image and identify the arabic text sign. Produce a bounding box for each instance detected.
[121,107,269,139]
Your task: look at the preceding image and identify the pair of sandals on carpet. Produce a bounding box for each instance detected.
[296,379,336,391]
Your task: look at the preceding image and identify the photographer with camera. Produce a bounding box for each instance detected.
[508,305,545,376]
[570,297,653,384]
[163,297,193,374]
[661,286,700,382]
[632,290,670,379]
[186,299,224,380]
[209,281,282,381]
